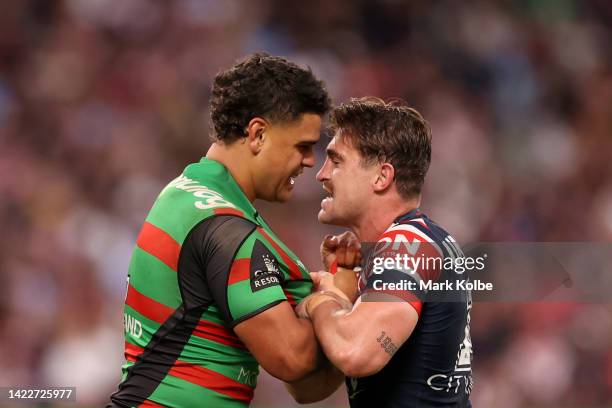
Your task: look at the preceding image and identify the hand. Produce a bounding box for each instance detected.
[311,268,357,303]
[333,266,358,303]
[320,232,362,270]
[295,299,309,319]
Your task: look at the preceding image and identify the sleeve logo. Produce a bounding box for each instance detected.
[250,240,283,292]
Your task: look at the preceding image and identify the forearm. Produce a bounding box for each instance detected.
[285,361,344,404]
[288,317,325,375]
[310,300,362,372]
[235,302,323,382]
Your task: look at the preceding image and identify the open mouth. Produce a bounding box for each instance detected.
[321,184,334,205]
[289,170,302,186]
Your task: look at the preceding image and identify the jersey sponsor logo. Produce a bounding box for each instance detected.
[237,366,257,387]
[427,373,473,394]
[250,240,283,292]
[427,290,473,395]
[124,313,143,339]
[165,175,237,210]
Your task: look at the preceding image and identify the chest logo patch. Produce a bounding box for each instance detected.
[250,240,283,292]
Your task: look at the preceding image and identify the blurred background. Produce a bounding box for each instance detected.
[1,0,612,406]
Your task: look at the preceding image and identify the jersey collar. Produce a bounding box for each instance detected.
[197,157,259,220]
[393,208,422,224]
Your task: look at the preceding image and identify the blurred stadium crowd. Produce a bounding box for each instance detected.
[1,0,612,406]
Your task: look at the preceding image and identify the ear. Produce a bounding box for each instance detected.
[245,117,267,154]
[373,163,395,193]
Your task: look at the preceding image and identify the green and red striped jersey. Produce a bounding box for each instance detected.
[108,158,312,408]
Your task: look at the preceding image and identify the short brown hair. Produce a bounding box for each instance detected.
[331,97,432,198]
[210,53,331,142]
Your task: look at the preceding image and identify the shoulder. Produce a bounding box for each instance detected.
[376,219,445,260]
[187,215,257,250]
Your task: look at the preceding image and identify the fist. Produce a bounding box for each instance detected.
[321,231,362,270]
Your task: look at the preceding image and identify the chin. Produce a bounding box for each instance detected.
[317,209,337,225]
[275,191,293,203]
[319,210,352,227]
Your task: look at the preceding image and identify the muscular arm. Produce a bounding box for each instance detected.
[234,302,322,382]
[189,215,323,383]
[310,294,419,378]
[284,360,345,404]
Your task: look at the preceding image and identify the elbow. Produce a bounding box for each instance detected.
[278,361,314,383]
[270,351,318,382]
[285,382,327,405]
[292,392,322,405]
[333,347,383,378]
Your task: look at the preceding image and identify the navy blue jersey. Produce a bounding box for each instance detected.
[348,209,473,408]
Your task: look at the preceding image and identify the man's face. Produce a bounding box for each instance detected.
[255,113,321,202]
[316,132,377,226]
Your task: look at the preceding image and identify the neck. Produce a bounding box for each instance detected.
[351,197,420,242]
[206,142,256,202]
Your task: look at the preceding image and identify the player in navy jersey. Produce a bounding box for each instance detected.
[293,97,473,407]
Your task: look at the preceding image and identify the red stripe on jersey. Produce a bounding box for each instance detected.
[125,341,145,362]
[193,320,247,349]
[126,284,175,324]
[257,227,303,307]
[256,228,299,306]
[214,208,245,217]
[408,301,423,316]
[413,219,428,228]
[363,289,423,317]
[136,222,181,271]
[227,258,250,285]
[283,291,296,307]
[139,399,166,407]
[169,362,254,403]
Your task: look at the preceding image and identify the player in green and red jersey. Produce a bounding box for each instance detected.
[108,53,347,407]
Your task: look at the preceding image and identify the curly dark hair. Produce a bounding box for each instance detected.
[331,97,432,198]
[210,53,331,142]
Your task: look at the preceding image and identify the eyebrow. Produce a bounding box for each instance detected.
[297,140,317,146]
[326,147,343,161]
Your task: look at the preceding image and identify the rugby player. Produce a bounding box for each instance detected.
[108,53,350,407]
[295,98,473,407]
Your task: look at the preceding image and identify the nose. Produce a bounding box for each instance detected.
[302,148,315,168]
[316,158,330,183]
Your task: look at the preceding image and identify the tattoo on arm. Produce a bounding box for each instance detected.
[376,331,398,356]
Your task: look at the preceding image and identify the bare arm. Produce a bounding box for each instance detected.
[284,361,345,404]
[310,294,419,377]
[278,235,362,401]
[234,301,322,382]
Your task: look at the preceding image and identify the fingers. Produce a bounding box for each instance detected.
[335,231,362,269]
[320,235,339,270]
[322,234,339,250]
[321,231,362,270]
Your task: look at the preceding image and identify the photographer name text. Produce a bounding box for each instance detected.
[373,279,493,291]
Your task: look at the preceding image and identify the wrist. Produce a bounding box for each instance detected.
[304,291,352,318]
